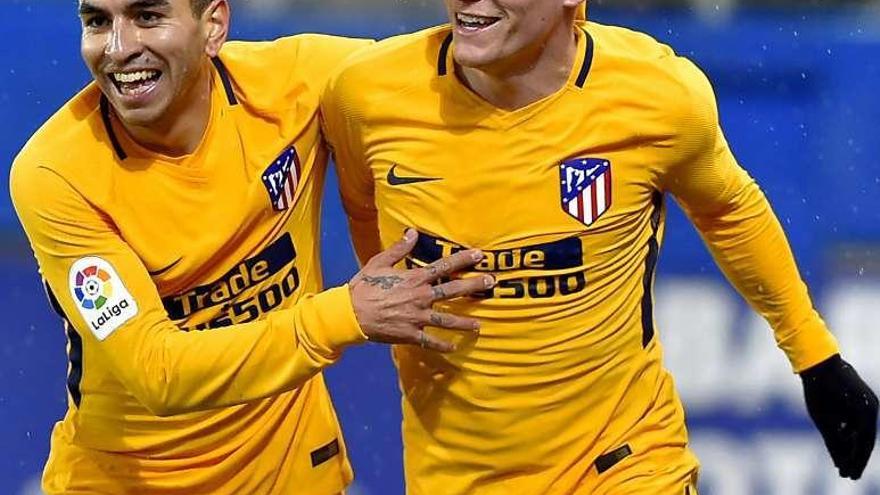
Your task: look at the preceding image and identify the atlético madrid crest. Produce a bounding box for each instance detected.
[560,157,612,226]
[262,146,301,211]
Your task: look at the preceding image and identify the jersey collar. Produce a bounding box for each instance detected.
[100,56,239,162]
[436,24,595,90]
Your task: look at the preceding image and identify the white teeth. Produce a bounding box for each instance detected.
[457,13,498,26]
[112,70,158,84]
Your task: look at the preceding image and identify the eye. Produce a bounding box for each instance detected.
[83,15,109,29]
[137,11,162,24]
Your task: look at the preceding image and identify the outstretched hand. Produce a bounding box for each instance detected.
[349,229,494,352]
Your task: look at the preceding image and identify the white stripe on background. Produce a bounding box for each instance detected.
[567,194,579,217]
[283,175,294,206]
[582,185,594,224]
[595,174,607,217]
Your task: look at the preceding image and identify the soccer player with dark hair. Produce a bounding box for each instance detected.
[322,1,878,493]
[10,0,492,493]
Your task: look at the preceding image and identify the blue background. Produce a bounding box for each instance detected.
[1,2,879,494]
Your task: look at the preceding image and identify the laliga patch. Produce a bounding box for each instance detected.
[68,257,138,341]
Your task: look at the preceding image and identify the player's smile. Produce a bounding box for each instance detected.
[446,0,580,75]
[107,68,163,105]
[454,11,502,35]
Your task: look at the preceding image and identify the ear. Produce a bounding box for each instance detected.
[203,0,230,58]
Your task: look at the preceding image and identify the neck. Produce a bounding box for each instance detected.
[120,61,213,157]
[456,24,578,111]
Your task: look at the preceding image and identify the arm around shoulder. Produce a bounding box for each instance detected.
[10,160,366,416]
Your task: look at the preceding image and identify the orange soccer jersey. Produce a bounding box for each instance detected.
[12,35,369,494]
[322,22,839,495]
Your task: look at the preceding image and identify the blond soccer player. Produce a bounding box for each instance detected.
[321,1,878,493]
[10,0,493,493]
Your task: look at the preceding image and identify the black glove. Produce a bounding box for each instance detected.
[800,353,879,479]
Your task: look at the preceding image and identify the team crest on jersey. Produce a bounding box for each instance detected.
[262,146,301,211]
[68,257,138,341]
[560,157,612,226]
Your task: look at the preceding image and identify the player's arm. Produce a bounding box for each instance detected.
[320,64,382,266]
[11,163,487,416]
[661,57,838,370]
[661,57,877,479]
[11,163,366,416]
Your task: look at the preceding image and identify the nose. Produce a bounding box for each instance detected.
[104,18,141,65]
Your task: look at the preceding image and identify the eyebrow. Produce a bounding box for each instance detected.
[78,0,171,17]
[129,0,171,10]
[78,1,102,16]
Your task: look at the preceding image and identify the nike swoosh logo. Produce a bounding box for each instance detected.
[386,165,441,186]
[148,257,182,277]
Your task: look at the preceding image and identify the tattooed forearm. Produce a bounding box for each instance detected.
[362,275,404,290]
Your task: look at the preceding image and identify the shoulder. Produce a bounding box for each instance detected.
[331,25,450,77]
[12,84,115,205]
[586,21,718,128]
[219,34,373,110]
[323,26,450,114]
[221,34,372,74]
[586,21,675,61]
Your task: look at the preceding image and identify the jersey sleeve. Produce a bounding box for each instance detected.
[659,57,839,372]
[10,162,366,416]
[321,64,383,266]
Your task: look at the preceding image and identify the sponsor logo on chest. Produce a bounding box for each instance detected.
[161,234,301,329]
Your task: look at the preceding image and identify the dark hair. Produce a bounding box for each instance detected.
[191,0,212,16]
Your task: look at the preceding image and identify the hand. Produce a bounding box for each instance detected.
[349,229,494,353]
[800,354,879,479]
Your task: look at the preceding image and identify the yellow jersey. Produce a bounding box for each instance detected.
[322,23,839,495]
[11,35,370,494]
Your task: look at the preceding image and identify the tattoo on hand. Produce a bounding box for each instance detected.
[362,275,404,290]
[429,313,443,326]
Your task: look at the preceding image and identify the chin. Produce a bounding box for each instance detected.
[99,78,170,129]
[113,104,166,129]
[452,45,499,70]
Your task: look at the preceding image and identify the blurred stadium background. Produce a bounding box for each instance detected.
[2,0,880,493]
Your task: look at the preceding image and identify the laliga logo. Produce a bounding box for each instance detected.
[69,257,138,340]
[73,264,132,332]
[74,265,113,310]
